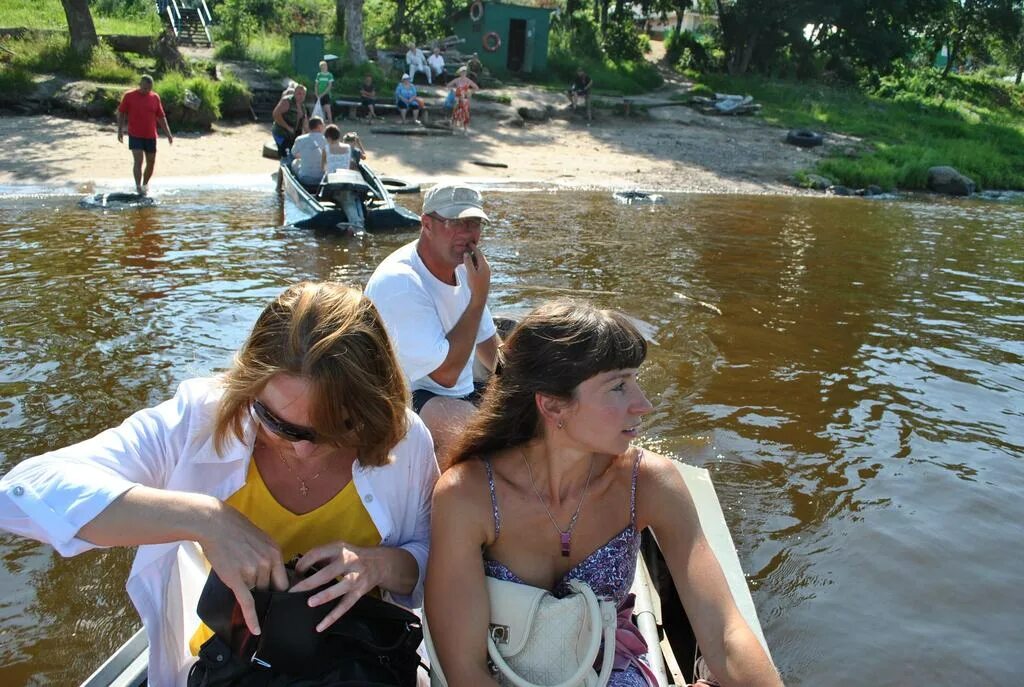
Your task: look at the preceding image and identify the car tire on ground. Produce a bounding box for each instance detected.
[785,129,824,148]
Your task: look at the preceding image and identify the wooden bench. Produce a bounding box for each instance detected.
[333,97,429,122]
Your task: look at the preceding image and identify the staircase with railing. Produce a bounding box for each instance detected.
[156,0,214,47]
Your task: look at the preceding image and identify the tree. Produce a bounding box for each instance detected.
[60,0,98,57]
[340,0,368,65]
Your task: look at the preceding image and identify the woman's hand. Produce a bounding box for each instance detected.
[291,542,385,632]
[197,501,289,636]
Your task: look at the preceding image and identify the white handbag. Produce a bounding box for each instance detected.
[425,577,618,687]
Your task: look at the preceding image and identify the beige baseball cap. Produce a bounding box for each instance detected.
[422,184,489,222]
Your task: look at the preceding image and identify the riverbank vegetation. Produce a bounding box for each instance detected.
[664,0,1024,190]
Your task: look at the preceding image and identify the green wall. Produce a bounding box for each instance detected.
[453,1,551,76]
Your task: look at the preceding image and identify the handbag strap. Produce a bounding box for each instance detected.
[485,579,616,687]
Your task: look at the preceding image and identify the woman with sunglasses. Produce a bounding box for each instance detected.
[0,282,438,685]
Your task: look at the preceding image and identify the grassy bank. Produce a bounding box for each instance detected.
[695,72,1024,190]
[2,0,161,35]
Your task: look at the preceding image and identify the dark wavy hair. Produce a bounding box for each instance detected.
[447,300,647,467]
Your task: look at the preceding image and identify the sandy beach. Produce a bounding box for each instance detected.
[0,104,833,193]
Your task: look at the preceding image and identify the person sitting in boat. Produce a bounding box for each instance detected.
[364,184,498,468]
[425,300,784,687]
[0,282,439,686]
[290,116,327,187]
[322,124,352,174]
[272,82,309,158]
[395,74,422,124]
[344,131,367,169]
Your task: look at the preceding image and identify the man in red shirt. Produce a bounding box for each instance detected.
[117,74,174,196]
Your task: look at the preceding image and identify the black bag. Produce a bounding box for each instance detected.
[187,567,423,687]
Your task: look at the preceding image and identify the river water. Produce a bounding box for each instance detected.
[0,182,1022,685]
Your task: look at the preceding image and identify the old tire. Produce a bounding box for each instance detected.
[380,177,421,194]
[785,129,823,148]
[263,140,281,160]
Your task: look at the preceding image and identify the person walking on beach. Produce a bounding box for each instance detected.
[116,74,173,196]
[364,184,499,467]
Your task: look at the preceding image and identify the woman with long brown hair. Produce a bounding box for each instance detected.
[425,300,781,687]
[0,282,438,686]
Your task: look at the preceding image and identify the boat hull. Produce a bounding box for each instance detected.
[277,162,421,233]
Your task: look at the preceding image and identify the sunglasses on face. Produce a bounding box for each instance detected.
[430,214,482,233]
[251,399,318,443]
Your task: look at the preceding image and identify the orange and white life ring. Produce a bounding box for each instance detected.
[482,31,501,52]
[469,1,484,22]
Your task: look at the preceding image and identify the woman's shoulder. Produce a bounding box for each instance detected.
[435,457,492,503]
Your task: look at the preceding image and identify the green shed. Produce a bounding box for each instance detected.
[290,33,324,86]
[452,1,553,76]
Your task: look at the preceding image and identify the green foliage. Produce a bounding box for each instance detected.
[363,0,449,47]
[544,6,660,95]
[91,0,152,18]
[0,67,36,97]
[601,14,648,62]
[4,34,137,83]
[215,33,292,79]
[699,72,1024,190]
[549,10,603,61]
[665,29,718,72]
[547,46,662,95]
[217,75,252,117]
[3,0,160,34]
[214,0,259,51]
[333,61,387,95]
[155,71,222,128]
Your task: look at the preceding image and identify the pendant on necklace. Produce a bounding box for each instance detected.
[560,532,571,557]
[299,483,309,497]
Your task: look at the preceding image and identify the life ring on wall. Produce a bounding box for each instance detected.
[483,31,501,52]
[469,1,484,22]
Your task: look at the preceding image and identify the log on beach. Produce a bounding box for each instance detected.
[370,126,453,136]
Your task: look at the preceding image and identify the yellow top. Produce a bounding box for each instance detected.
[189,456,380,654]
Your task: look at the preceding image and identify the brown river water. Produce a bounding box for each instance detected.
[1,181,1022,685]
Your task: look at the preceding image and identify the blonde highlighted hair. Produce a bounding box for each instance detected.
[213,282,409,467]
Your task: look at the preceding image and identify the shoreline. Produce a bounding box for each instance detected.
[0,111,824,195]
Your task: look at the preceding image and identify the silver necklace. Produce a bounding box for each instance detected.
[520,449,595,558]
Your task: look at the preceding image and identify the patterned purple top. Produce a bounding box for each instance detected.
[481,452,653,687]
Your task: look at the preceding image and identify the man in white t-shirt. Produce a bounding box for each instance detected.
[364,184,498,465]
[427,47,447,84]
[289,116,327,185]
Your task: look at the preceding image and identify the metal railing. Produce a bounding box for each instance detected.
[195,7,212,45]
[199,0,213,25]
[164,5,178,36]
